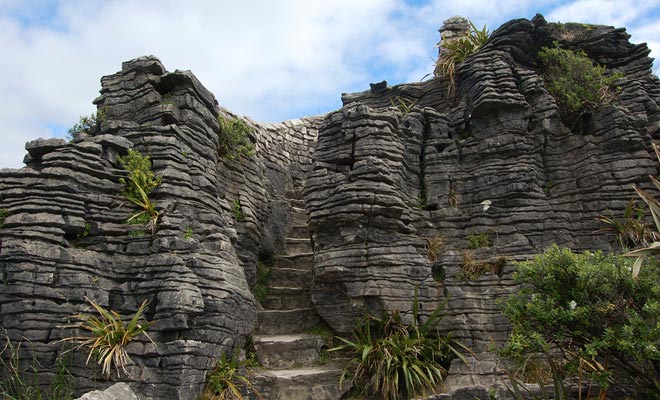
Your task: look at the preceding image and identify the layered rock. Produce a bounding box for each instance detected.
[2,13,660,399]
[0,56,319,399]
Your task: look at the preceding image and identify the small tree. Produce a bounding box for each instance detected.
[538,46,622,129]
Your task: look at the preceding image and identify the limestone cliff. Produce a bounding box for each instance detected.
[1,13,659,399]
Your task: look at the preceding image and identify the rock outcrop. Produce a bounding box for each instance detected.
[1,13,660,399]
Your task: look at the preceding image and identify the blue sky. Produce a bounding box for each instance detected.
[1,0,659,168]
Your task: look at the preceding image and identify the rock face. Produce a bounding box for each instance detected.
[1,13,660,399]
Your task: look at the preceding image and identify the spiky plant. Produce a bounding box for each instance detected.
[117,149,161,234]
[435,21,489,95]
[200,352,263,400]
[66,298,154,378]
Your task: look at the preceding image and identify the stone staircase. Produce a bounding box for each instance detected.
[250,199,348,400]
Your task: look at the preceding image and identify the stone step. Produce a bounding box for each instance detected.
[254,334,331,369]
[253,367,348,400]
[269,267,312,288]
[286,238,313,254]
[288,198,306,209]
[256,309,320,335]
[289,208,309,226]
[288,224,310,240]
[273,253,314,271]
[262,287,312,310]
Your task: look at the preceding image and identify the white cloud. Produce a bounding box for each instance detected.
[0,0,659,169]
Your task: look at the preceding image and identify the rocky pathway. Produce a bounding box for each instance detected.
[250,199,348,400]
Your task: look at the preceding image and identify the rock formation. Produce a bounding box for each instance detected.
[1,13,659,399]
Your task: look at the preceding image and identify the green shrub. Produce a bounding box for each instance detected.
[200,352,263,400]
[330,290,465,400]
[538,46,622,128]
[0,209,8,228]
[183,227,193,239]
[251,261,272,306]
[435,21,489,94]
[65,298,154,378]
[217,116,255,160]
[467,232,491,249]
[117,149,161,234]
[231,199,244,221]
[500,245,660,398]
[67,108,106,139]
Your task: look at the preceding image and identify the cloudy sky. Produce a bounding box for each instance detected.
[1,0,659,168]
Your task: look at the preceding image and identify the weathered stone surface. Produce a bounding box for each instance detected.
[0,56,319,399]
[75,383,142,400]
[2,13,660,400]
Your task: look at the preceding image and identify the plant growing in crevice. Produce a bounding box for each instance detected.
[459,251,506,280]
[544,179,554,194]
[435,21,489,95]
[251,261,272,306]
[330,290,466,400]
[390,96,417,117]
[64,297,154,378]
[67,108,106,139]
[426,235,446,263]
[466,231,491,249]
[0,208,8,228]
[231,199,244,222]
[538,45,622,130]
[200,352,263,400]
[117,149,161,235]
[217,115,256,160]
[183,227,194,239]
[448,187,458,208]
[0,332,75,400]
[597,198,658,250]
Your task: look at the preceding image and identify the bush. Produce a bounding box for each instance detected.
[435,21,489,94]
[67,108,106,139]
[117,149,161,234]
[500,245,660,398]
[330,291,465,400]
[538,46,622,128]
[200,352,262,400]
[217,116,255,160]
[65,298,154,378]
[467,232,491,249]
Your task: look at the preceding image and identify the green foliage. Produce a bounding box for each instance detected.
[459,251,506,280]
[184,227,194,239]
[0,208,8,228]
[217,116,256,160]
[467,231,491,249]
[231,199,244,221]
[543,179,554,194]
[77,222,91,239]
[330,290,465,400]
[390,96,417,117]
[251,261,272,306]
[0,332,75,400]
[200,352,263,400]
[598,198,658,249]
[625,144,660,278]
[67,108,106,139]
[538,45,622,128]
[500,245,660,397]
[117,149,161,234]
[435,21,489,94]
[65,298,154,378]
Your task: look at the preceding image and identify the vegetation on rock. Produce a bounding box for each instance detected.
[331,291,465,400]
[538,45,622,129]
[217,115,256,160]
[200,352,263,400]
[435,20,489,94]
[67,108,106,139]
[500,245,660,398]
[0,332,74,400]
[117,149,161,235]
[65,298,154,378]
